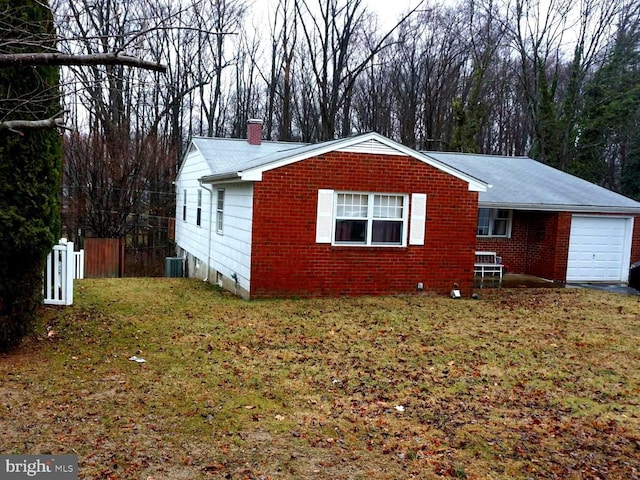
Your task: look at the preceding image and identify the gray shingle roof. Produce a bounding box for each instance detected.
[426,152,640,213]
[189,135,640,213]
[191,136,307,176]
[192,134,487,190]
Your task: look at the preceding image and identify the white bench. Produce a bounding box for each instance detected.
[474,251,504,280]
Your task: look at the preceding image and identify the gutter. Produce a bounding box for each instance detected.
[480,202,640,214]
[200,172,242,184]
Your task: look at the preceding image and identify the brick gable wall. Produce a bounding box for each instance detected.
[250,151,478,298]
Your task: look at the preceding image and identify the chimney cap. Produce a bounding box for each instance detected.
[248,118,263,124]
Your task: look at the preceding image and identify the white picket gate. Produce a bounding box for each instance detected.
[74,249,85,280]
[43,239,84,306]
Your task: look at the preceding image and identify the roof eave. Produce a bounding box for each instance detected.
[199,172,243,184]
[418,152,488,192]
[480,201,640,214]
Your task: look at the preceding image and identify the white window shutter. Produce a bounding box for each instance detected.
[409,193,427,245]
[316,189,334,243]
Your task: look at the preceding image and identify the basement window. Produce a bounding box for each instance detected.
[477,208,512,237]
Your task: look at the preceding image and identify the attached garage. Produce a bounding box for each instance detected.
[566,216,634,282]
[429,153,640,285]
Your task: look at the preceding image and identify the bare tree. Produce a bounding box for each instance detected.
[188,0,246,137]
[229,31,261,138]
[0,0,167,132]
[506,0,620,168]
[412,6,468,150]
[351,49,396,138]
[253,0,298,140]
[63,132,149,238]
[0,52,165,72]
[390,19,428,148]
[451,0,508,153]
[294,0,426,141]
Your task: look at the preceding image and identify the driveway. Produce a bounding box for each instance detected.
[566,283,640,296]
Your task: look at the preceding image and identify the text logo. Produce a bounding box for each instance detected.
[1,456,78,479]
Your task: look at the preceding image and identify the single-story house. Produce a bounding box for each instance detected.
[174,122,640,298]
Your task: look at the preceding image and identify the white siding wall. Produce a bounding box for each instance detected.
[174,148,253,296]
[210,183,253,293]
[175,150,212,273]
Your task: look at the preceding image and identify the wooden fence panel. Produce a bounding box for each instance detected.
[84,238,124,278]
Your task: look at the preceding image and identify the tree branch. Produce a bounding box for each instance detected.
[0,53,167,73]
[0,110,70,134]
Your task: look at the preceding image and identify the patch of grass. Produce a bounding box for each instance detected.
[1,279,639,479]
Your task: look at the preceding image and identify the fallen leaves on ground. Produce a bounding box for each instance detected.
[1,278,639,479]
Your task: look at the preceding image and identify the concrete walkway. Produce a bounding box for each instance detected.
[475,273,557,289]
[475,273,640,296]
[566,283,640,296]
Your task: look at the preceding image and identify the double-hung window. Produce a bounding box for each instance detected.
[334,192,406,246]
[216,189,225,234]
[477,208,511,237]
[196,189,202,226]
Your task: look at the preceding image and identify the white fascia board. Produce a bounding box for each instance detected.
[240,170,263,181]
[467,182,488,192]
[237,132,489,191]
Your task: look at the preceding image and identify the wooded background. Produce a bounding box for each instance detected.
[10,0,640,268]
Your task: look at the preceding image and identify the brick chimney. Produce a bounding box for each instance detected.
[247,119,263,145]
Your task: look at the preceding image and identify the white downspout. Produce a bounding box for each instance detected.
[199,180,214,282]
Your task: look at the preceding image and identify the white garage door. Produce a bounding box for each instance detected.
[566,216,633,282]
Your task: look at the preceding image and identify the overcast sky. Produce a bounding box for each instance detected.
[365,0,421,27]
[248,0,425,32]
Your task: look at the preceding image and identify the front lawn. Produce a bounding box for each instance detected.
[1,279,639,479]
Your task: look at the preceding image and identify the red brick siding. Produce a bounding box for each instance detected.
[250,152,478,298]
[553,213,572,280]
[632,216,640,265]
[477,211,640,282]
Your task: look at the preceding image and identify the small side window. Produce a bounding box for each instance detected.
[216,189,225,234]
[182,189,187,221]
[196,189,202,227]
[477,208,512,237]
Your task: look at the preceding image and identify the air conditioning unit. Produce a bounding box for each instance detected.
[165,257,183,277]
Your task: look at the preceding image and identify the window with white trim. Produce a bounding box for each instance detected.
[477,208,511,237]
[216,189,225,234]
[196,189,202,226]
[334,192,407,246]
[316,190,426,246]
